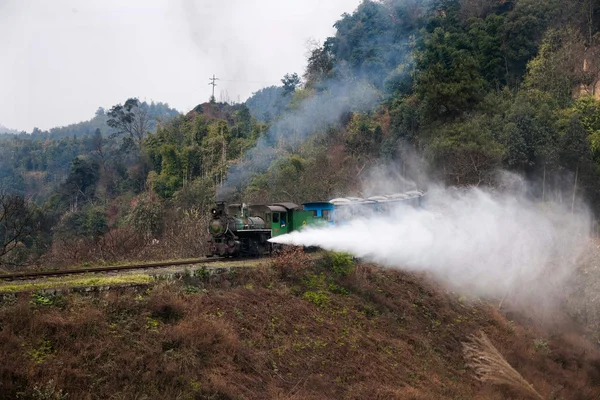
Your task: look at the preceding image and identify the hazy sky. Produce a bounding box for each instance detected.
[0,0,362,132]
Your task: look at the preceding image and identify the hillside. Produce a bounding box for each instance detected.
[0,124,20,135]
[5,1,600,399]
[5,0,600,269]
[1,250,599,399]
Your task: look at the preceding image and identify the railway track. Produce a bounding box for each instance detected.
[0,256,262,281]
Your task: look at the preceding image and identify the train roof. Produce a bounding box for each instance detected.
[303,201,335,209]
[329,191,424,205]
[366,196,388,201]
[273,202,300,210]
[251,204,287,213]
[250,202,299,213]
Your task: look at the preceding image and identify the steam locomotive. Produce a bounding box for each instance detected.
[207,191,425,257]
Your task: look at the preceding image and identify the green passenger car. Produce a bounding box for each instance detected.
[264,203,326,238]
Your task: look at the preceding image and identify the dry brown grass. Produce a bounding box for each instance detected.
[463,331,544,399]
[38,211,210,270]
[1,255,599,399]
[272,246,314,279]
[45,226,148,267]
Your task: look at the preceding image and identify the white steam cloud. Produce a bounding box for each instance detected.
[270,185,591,300]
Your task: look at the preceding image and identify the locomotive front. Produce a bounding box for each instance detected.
[207,202,239,256]
[207,202,269,257]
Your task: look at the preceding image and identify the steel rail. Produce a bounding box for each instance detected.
[0,256,260,281]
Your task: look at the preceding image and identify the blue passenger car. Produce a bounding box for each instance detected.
[302,202,335,224]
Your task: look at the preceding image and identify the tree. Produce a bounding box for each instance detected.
[127,194,164,239]
[107,98,149,150]
[54,206,108,242]
[58,157,101,211]
[458,0,496,21]
[304,42,335,87]
[281,73,301,96]
[0,194,38,261]
[499,0,561,87]
[426,117,504,186]
[245,86,289,121]
[415,27,486,118]
[524,28,587,106]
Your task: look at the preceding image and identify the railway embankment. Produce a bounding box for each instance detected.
[0,259,265,298]
[0,248,599,399]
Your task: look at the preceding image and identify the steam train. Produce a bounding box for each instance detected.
[207,190,425,257]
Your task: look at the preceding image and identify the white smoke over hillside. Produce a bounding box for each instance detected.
[270,185,591,300]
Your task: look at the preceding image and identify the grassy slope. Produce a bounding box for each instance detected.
[0,250,599,399]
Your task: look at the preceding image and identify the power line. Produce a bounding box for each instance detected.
[208,74,219,100]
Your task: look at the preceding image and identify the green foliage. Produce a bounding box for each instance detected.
[30,293,67,308]
[325,251,355,277]
[328,0,422,89]
[9,0,600,266]
[146,317,160,331]
[499,0,562,85]
[27,340,54,364]
[193,266,210,280]
[281,73,301,95]
[426,117,504,185]
[533,338,550,354]
[245,86,290,122]
[524,27,584,106]
[303,290,330,308]
[107,98,179,150]
[345,114,382,156]
[0,194,46,264]
[145,106,260,200]
[571,96,600,156]
[498,91,558,171]
[415,26,486,117]
[30,293,54,306]
[126,195,163,238]
[54,206,108,241]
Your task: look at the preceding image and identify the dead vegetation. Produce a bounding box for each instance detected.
[40,212,211,269]
[1,249,599,399]
[463,331,544,399]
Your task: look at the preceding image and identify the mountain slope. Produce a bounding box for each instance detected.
[1,252,598,399]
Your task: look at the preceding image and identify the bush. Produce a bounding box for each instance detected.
[272,247,313,280]
[146,284,186,324]
[303,290,330,308]
[326,251,355,277]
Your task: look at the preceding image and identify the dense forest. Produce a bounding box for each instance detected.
[3,0,600,269]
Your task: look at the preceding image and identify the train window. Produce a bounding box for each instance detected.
[272,213,279,223]
[266,213,271,223]
[322,210,330,220]
[312,210,317,217]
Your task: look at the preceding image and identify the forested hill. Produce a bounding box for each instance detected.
[0,101,179,140]
[4,0,600,269]
[237,0,600,207]
[0,124,20,135]
[0,100,179,197]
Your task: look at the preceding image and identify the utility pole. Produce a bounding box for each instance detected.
[208,74,219,102]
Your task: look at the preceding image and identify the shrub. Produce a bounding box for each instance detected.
[146,284,186,324]
[326,251,355,277]
[17,379,68,400]
[272,247,313,280]
[303,290,330,308]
